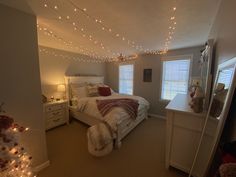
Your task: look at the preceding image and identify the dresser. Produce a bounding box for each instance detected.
[165,94,218,177]
[43,100,69,130]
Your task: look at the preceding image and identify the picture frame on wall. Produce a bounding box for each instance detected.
[143,69,152,82]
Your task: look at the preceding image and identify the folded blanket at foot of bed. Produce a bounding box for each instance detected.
[96,98,139,119]
[87,122,114,157]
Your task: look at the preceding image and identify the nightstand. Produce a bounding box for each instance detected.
[43,100,69,130]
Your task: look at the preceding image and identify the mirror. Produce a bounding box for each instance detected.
[200,39,214,109]
[189,57,236,177]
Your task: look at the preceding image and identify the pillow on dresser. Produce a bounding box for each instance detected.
[87,85,99,97]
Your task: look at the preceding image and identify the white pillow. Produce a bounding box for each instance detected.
[71,85,87,99]
[87,85,99,97]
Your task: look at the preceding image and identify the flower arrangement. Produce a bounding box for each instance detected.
[0,110,35,177]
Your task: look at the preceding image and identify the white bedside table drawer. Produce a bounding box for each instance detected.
[45,104,65,112]
[44,100,69,130]
[46,110,64,119]
[46,116,66,129]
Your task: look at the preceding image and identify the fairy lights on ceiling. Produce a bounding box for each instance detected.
[39,47,136,63]
[161,6,177,54]
[145,6,177,55]
[40,0,178,62]
[67,0,178,55]
[39,47,110,63]
[42,0,122,58]
[37,24,111,60]
[68,0,144,53]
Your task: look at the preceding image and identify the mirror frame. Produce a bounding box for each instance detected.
[189,57,236,177]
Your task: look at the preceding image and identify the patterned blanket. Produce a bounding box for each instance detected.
[96,98,139,119]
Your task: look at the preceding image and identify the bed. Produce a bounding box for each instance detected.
[65,76,149,148]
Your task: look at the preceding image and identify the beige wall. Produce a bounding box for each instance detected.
[208,0,236,141]
[106,46,203,116]
[39,46,106,98]
[0,4,48,167]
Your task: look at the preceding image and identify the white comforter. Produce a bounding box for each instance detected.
[76,93,149,132]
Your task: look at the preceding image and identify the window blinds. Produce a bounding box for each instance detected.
[161,59,191,100]
[119,64,134,95]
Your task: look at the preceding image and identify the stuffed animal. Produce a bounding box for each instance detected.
[189,87,204,113]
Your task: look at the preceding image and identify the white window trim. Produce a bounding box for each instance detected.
[118,63,134,95]
[159,54,193,102]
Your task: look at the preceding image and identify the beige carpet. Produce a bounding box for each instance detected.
[38,117,187,177]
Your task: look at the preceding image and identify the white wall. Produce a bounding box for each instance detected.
[39,46,106,98]
[106,46,203,116]
[0,4,48,167]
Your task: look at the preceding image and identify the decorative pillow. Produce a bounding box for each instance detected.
[71,85,87,98]
[98,87,112,96]
[70,97,78,106]
[103,84,115,93]
[94,83,115,93]
[87,85,99,97]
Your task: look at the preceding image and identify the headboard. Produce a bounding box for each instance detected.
[64,76,104,102]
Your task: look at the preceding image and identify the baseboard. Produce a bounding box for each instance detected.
[33,160,50,173]
[148,113,166,120]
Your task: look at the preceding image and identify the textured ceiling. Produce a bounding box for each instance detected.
[1,0,221,60]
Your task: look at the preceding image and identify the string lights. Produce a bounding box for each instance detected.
[68,0,145,53]
[0,114,35,177]
[161,6,177,54]
[39,0,178,62]
[39,47,138,63]
[42,0,121,58]
[39,47,114,63]
[37,23,111,60]
[67,0,177,55]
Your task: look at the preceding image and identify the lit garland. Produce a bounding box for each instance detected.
[42,0,120,57]
[39,47,138,63]
[68,0,144,53]
[39,47,113,63]
[0,114,35,177]
[59,0,177,54]
[161,6,177,54]
[37,23,111,60]
[37,23,139,62]
[39,0,178,61]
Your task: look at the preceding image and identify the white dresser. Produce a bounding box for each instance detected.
[165,94,217,177]
[43,100,69,130]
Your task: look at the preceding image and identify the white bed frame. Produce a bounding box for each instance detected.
[65,76,148,148]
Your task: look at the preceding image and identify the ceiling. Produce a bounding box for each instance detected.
[1,0,221,60]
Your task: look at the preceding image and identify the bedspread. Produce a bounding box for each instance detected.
[76,93,149,133]
[96,98,139,119]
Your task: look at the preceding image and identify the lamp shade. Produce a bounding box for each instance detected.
[57,84,66,92]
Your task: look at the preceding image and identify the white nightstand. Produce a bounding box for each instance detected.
[43,100,69,130]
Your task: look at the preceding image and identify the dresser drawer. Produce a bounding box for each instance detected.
[45,104,65,112]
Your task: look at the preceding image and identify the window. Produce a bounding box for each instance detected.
[119,64,134,95]
[218,68,234,89]
[161,57,191,100]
